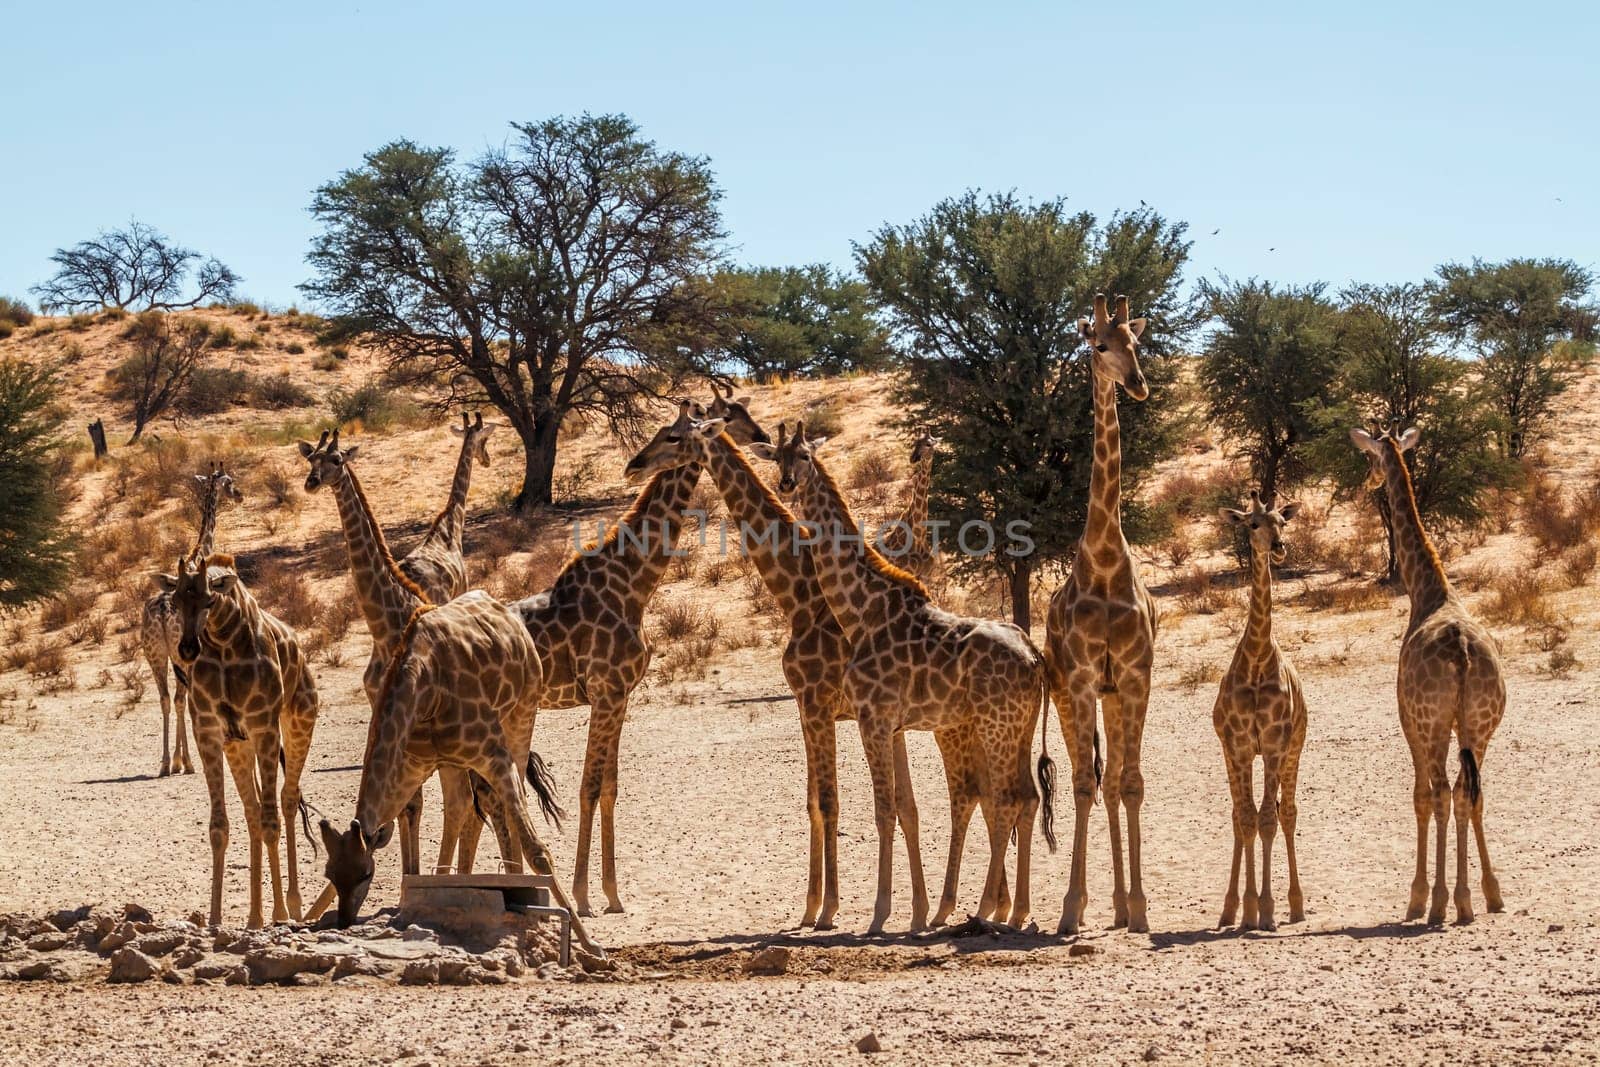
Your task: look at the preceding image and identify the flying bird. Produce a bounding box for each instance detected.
[1211,228,1220,235]
[1268,247,1276,252]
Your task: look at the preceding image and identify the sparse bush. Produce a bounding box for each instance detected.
[0,296,33,338]
[231,301,263,318]
[802,397,845,440]
[654,598,714,643]
[311,351,341,372]
[1544,648,1580,678]
[28,640,69,679]
[1293,580,1388,613]
[285,341,306,355]
[1150,466,1245,520]
[1177,659,1221,693]
[848,448,896,491]
[250,372,314,409]
[179,365,250,415]
[253,562,320,631]
[261,463,299,510]
[328,379,417,431]
[1157,531,1194,569]
[1483,571,1555,628]
[39,587,96,632]
[208,323,239,349]
[1173,566,1234,615]
[1561,543,1597,588]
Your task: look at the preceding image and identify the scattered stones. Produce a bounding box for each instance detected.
[855,1031,883,1053]
[96,923,139,955]
[1069,943,1101,958]
[1144,1045,1163,1061]
[48,906,92,932]
[25,932,70,952]
[671,1018,689,1030]
[243,946,339,985]
[1548,924,1565,933]
[132,930,189,957]
[107,948,160,983]
[743,945,791,976]
[121,903,154,924]
[400,960,441,986]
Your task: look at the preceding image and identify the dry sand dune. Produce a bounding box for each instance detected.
[1,311,1598,1063]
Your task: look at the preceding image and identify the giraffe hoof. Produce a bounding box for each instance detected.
[159,766,171,778]
[604,903,625,915]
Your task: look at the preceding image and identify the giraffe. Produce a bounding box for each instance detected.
[397,411,496,600]
[1351,426,1506,925]
[162,554,317,928]
[306,591,594,948]
[297,429,490,880]
[1213,489,1308,931]
[139,462,243,777]
[877,431,939,582]
[624,406,951,930]
[1046,293,1159,936]
[757,421,1054,935]
[511,396,769,917]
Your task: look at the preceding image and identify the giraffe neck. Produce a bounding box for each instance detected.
[903,456,931,555]
[354,606,431,831]
[569,464,702,616]
[426,434,477,552]
[1081,368,1127,568]
[194,485,222,559]
[1381,443,1452,622]
[1242,545,1275,669]
[200,586,256,658]
[797,454,915,644]
[329,464,426,647]
[702,434,806,621]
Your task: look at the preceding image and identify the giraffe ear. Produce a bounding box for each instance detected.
[1078,317,1094,341]
[1348,428,1379,455]
[733,396,752,408]
[697,418,727,438]
[297,440,317,458]
[1218,507,1247,527]
[1278,502,1302,522]
[155,572,180,592]
[448,423,465,437]
[369,822,395,851]
[342,444,360,463]
[210,572,239,594]
[1397,426,1420,453]
[318,819,342,855]
[806,436,831,453]
[746,442,779,461]
[1127,317,1147,339]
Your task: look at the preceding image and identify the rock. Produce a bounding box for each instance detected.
[1144,1045,1163,1061]
[400,960,440,985]
[436,958,475,985]
[332,955,386,981]
[400,925,436,942]
[193,961,237,981]
[577,950,616,974]
[670,1018,689,1030]
[133,930,188,957]
[171,944,207,969]
[71,911,119,951]
[97,922,140,955]
[223,965,249,986]
[244,946,341,985]
[3,954,66,982]
[1068,943,1100,958]
[26,932,71,952]
[122,903,154,924]
[855,1031,882,1054]
[743,946,791,976]
[1548,923,1565,933]
[161,968,186,985]
[187,911,207,928]
[108,948,160,983]
[48,906,92,932]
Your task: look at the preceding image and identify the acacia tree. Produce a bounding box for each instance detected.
[1198,279,1341,501]
[112,312,213,442]
[858,192,1192,629]
[716,265,895,381]
[303,115,726,509]
[1431,257,1596,456]
[0,360,73,606]
[1308,283,1514,580]
[32,222,239,312]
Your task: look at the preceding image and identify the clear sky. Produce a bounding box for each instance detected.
[2,0,1594,309]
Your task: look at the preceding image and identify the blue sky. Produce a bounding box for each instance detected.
[2,1,1594,309]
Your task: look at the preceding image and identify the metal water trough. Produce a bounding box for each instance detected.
[399,873,573,967]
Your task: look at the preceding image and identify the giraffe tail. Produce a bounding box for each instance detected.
[525,751,566,829]
[279,747,318,856]
[1093,726,1104,806]
[1036,675,1058,853]
[1454,630,1481,806]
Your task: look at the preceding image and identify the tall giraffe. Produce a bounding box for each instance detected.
[877,432,939,582]
[624,407,950,929]
[163,555,318,927]
[307,591,594,949]
[398,411,497,600]
[1214,490,1308,930]
[1046,293,1159,936]
[139,462,243,777]
[759,421,1053,935]
[298,430,489,878]
[512,398,768,917]
[1351,426,1505,924]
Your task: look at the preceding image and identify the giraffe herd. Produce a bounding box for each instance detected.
[139,295,1506,942]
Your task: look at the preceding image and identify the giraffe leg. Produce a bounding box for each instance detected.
[435,768,473,872]
[1471,792,1502,912]
[1007,704,1041,929]
[799,708,839,929]
[931,728,979,927]
[1118,681,1152,934]
[1278,747,1305,924]
[221,737,267,930]
[1452,769,1474,924]
[194,720,230,927]
[1238,757,1261,931]
[1256,752,1281,932]
[399,789,423,875]
[175,680,194,774]
[255,733,290,924]
[1218,739,1251,928]
[599,725,625,914]
[1101,691,1128,928]
[573,692,627,916]
[149,655,172,778]
[280,708,314,922]
[1057,674,1099,936]
[858,705,900,936]
[973,738,1016,929]
[1426,738,1451,926]
[892,731,930,931]
[1406,747,1430,921]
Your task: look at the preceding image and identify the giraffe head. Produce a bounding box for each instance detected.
[1079,293,1149,401]
[317,817,394,928]
[449,410,497,467]
[747,420,828,495]
[159,556,240,664]
[1349,425,1420,490]
[909,431,939,467]
[297,429,359,493]
[621,393,771,482]
[1219,490,1302,565]
[194,461,244,508]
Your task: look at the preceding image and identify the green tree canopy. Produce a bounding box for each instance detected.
[302,114,727,509]
[0,360,73,607]
[1431,257,1596,457]
[715,265,895,382]
[857,191,1193,628]
[1197,278,1341,501]
[1308,282,1515,581]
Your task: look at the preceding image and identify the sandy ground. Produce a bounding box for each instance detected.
[2,318,1599,1063]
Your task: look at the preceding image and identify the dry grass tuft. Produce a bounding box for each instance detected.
[1293,579,1389,614]
[1482,571,1556,628]
[1560,543,1597,588]
[1176,659,1222,693]
[848,448,897,491]
[39,588,97,633]
[1172,567,1235,615]
[253,562,321,631]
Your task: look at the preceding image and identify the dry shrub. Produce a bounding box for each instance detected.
[1544,649,1580,678]
[1560,543,1597,588]
[1150,465,1244,520]
[848,448,897,491]
[1157,531,1194,569]
[69,612,108,646]
[1452,560,1499,594]
[1482,571,1555,628]
[1173,567,1233,615]
[117,666,147,719]
[28,640,69,679]
[116,630,141,664]
[1,643,29,675]
[802,397,845,440]
[1176,659,1221,693]
[1295,526,1379,578]
[1294,580,1389,613]
[1520,468,1600,553]
[319,596,358,649]
[654,597,715,643]
[253,562,320,631]
[1531,621,1569,653]
[39,588,97,633]
[701,557,735,587]
[667,549,697,583]
[261,463,300,510]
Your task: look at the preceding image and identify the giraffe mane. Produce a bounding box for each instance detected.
[357,603,437,814]
[344,465,433,604]
[1384,437,1446,578]
[812,457,930,599]
[560,468,678,570]
[714,431,799,525]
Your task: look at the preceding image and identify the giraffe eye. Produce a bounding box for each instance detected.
[1095,344,1108,353]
